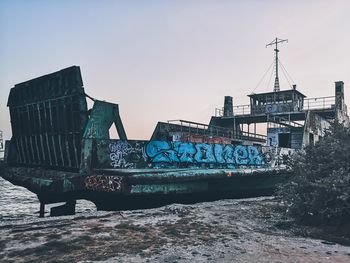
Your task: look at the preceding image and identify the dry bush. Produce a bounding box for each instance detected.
[278,121,350,226]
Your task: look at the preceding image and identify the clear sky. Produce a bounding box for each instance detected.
[1,0,350,140]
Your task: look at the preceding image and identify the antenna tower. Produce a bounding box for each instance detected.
[266,37,288,92]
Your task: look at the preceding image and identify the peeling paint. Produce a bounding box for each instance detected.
[32,178,53,188]
[63,179,75,192]
[130,182,208,194]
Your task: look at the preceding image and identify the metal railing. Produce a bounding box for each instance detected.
[303,96,335,110]
[166,120,266,142]
[215,96,336,117]
[215,108,224,117]
[267,115,303,128]
[215,104,251,117]
[239,131,267,141]
[233,104,251,115]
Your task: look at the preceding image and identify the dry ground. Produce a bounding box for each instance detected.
[1,197,350,263]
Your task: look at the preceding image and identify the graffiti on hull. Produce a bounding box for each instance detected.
[85,175,123,192]
[94,140,292,169]
[145,141,265,167]
[84,140,293,192]
[108,141,147,168]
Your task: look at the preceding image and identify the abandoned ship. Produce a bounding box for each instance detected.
[1,38,349,216]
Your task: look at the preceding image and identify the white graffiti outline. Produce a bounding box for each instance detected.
[109,141,147,168]
[109,141,135,168]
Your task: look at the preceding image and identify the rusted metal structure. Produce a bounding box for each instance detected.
[7,66,88,170]
[150,80,349,150]
[1,66,292,217]
[211,82,349,149]
[3,39,347,217]
[209,37,349,149]
[151,120,266,145]
[149,50,350,150]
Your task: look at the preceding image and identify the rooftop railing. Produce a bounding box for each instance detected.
[215,104,251,117]
[303,96,335,110]
[166,119,266,142]
[215,96,336,117]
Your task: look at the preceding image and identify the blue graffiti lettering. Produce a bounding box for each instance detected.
[234,145,249,165]
[194,144,215,163]
[173,142,196,162]
[146,141,179,163]
[143,141,269,167]
[222,145,235,165]
[248,146,264,165]
[214,144,225,164]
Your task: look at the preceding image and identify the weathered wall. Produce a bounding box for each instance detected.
[93,140,293,170]
[267,127,304,149]
[267,127,290,147]
[252,102,299,115]
[303,111,330,146]
[335,81,350,126]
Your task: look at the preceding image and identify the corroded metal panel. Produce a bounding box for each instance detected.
[83,100,127,140]
[7,66,87,170]
[1,166,84,195]
[130,181,208,194]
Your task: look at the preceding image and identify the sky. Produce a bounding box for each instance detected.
[1,0,350,140]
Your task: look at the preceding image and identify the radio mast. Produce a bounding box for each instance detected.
[266,37,288,92]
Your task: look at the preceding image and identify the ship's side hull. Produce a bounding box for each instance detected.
[1,165,290,211]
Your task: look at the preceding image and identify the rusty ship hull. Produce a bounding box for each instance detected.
[7,65,347,216]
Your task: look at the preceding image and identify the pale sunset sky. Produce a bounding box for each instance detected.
[1,0,350,140]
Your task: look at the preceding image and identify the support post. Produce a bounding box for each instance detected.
[39,202,45,218]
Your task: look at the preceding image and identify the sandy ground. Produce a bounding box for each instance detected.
[1,196,350,263]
